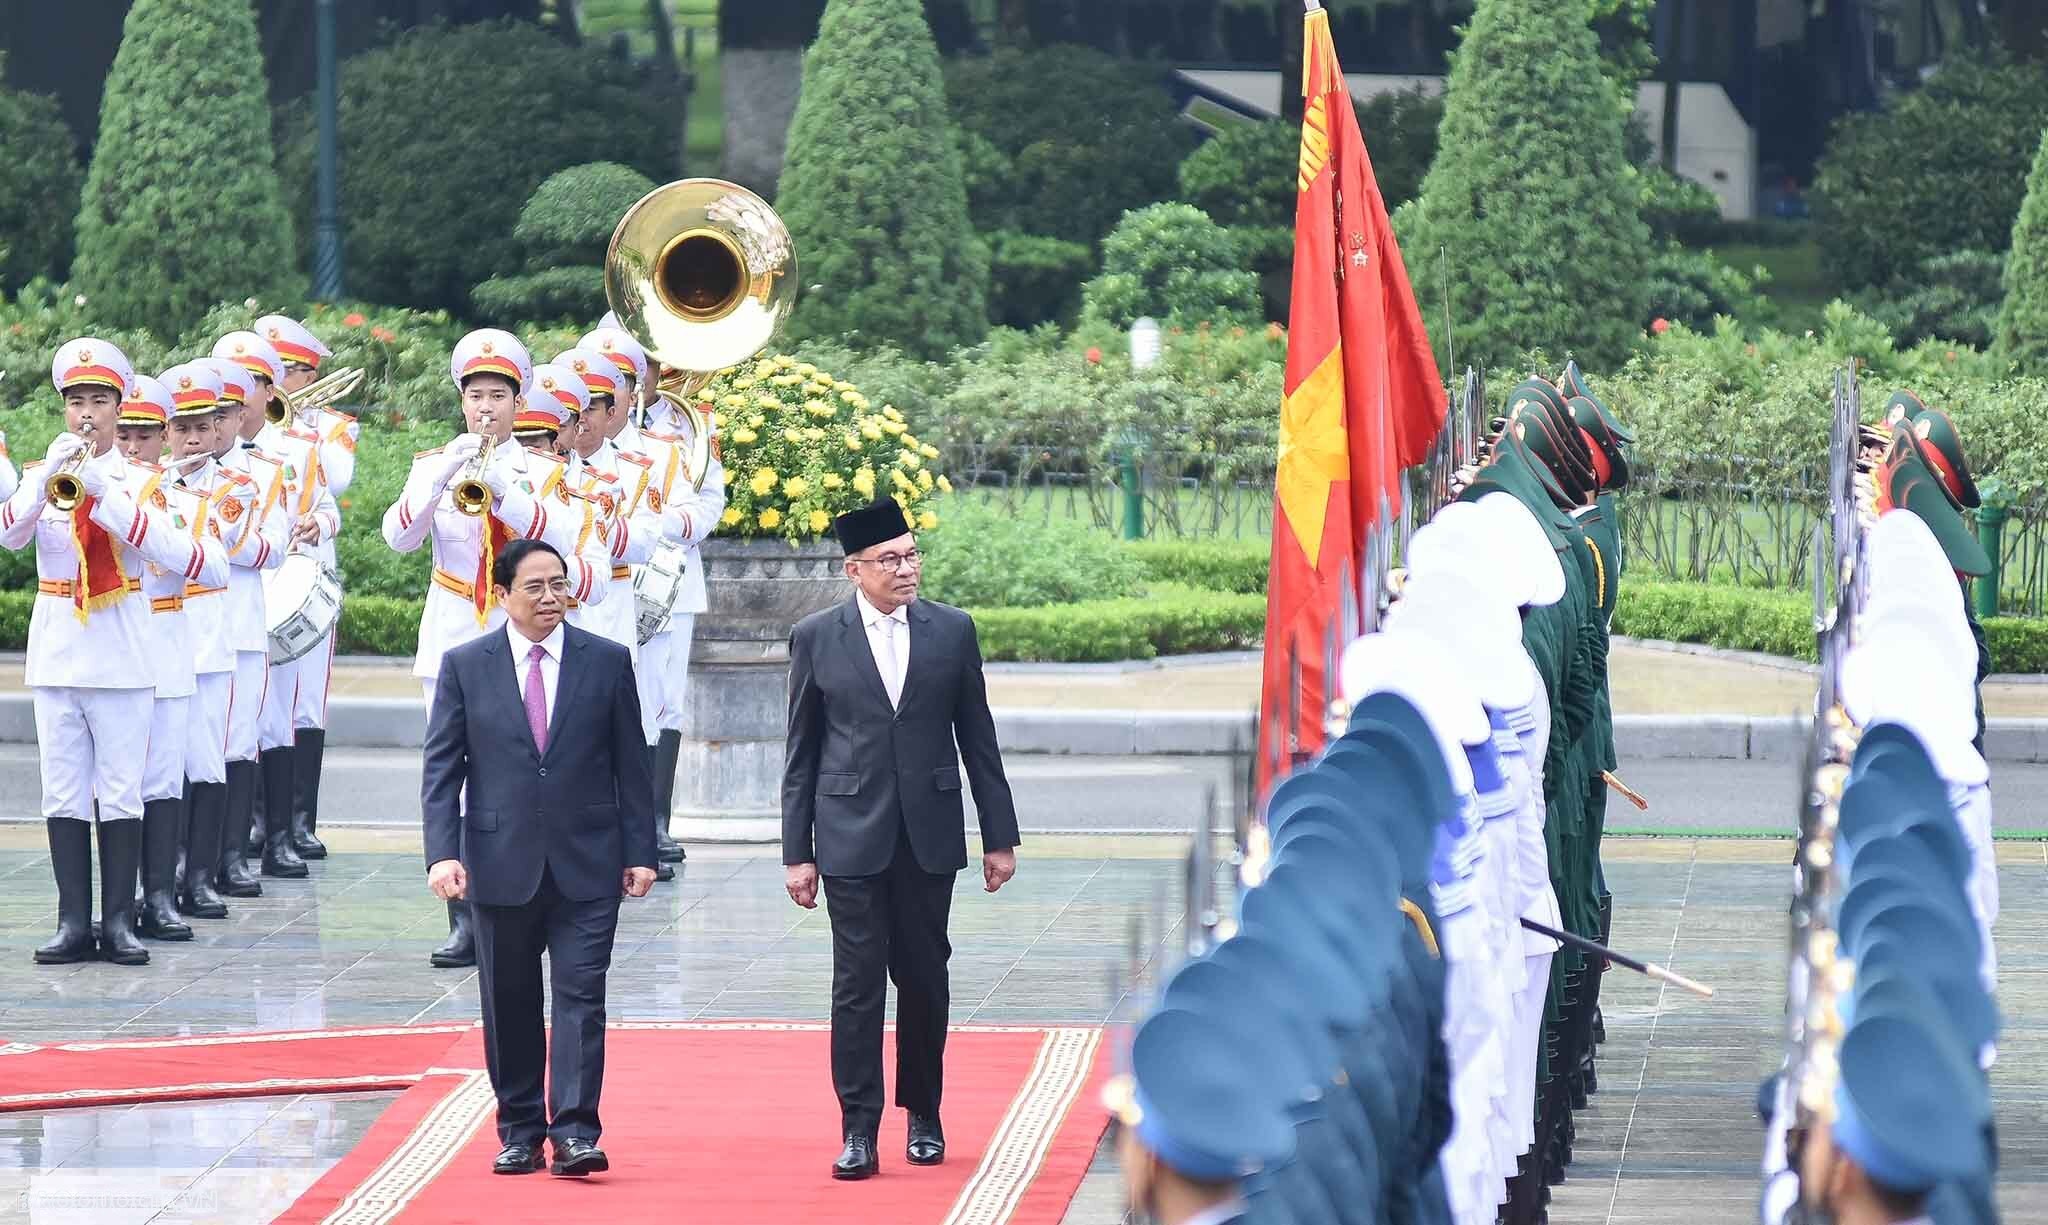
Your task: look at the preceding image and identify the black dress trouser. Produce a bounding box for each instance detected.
[823,822,957,1140]
[473,865,623,1147]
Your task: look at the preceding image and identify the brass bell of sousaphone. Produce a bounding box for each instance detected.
[603,178,798,491]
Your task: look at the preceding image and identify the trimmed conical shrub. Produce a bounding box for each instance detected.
[777,0,988,359]
[1996,124,2048,372]
[471,162,657,323]
[0,52,84,293]
[71,0,299,335]
[1393,0,1655,370]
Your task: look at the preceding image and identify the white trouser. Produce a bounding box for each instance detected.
[33,686,155,823]
[260,657,297,752]
[186,671,233,785]
[636,629,669,746]
[294,628,335,731]
[659,613,694,733]
[1509,949,1554,1154]
[1950,781,1998,993]
[144,695,191,804]
[227,650,267,763]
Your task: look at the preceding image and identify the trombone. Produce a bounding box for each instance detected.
[266,366,365,427]
[47,423,99,512]
[603,178,798,491]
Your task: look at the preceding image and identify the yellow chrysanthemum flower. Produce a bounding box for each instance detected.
[919,443,940,459]
[809,509,832,534]
[721,506,743,526]
[803,399,829,416]
[853,468,876,497]
[917,511,938,531]
[890,469,914,491]
[883,406,905,423]
[899,451,922,471]
[781,427,802,443]
[712,412,727,429]
[860,422,883,441]
[844,434,863,451]
[917,469,934,491]
[720,393,747,410]
[758,508,783,529]
[937,475,953,494]
[783,475,810,498]
[732,428,759,445]
[795,362,817,377]
[803,427,825,442]
[822,473,845,489]
[748,413,766,428]
[774,355,797,369]
[732,376,757,391]
[833,381,855,394]
[756,394,780,410]
[839,389,861,405]
[749,468,778,496]
[754,360,778,379]
[773,373,804,388]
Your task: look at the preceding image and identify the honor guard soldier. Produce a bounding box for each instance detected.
[258,314,358,856]
[215,331,341,874]
[164,362,265,922]
[2,342,225,966]
[580,326,725,866]
[383,329,607,967]
[203,356,289,901]
[113,376,229,942]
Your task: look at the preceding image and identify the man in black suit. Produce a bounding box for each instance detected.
[421,538,658,1178]
[782,497,1022,1181]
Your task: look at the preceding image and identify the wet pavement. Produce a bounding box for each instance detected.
[0,835,2039,1223]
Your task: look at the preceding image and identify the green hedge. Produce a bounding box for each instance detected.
[1127,538,1269,595]
[966,583,1266,663]
[1612,580,1815,662]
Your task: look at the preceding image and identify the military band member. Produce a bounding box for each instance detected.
[163,362,262,920]
[382,329,607,968]
[580,327,725,865]
[257,314,358,858]
[216,331,341,874]
[0,418,18,503]
[2,341,222,966]
[203,356,288,899]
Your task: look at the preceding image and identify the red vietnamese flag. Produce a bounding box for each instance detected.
[1257,4,1444,790]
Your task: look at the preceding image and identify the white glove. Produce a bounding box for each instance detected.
[432,434,484,488]
[43,433,85,470]
[483,456,512,500]
[77,449,112,498]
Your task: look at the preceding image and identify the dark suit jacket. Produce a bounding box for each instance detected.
[422,623,658,906]
[782,596,1020,877]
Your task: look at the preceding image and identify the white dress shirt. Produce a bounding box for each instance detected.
[508,620,565,726]
[856,590,910,707]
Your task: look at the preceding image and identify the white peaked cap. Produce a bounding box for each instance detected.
[1387,567,1536,710]
[1839,630,1985,784]
[1470,492,1565,606]
[1406,504,1518,609]
[1339,630,1482,795]
[1855,599,1975,679]
[1864,508,1968,615]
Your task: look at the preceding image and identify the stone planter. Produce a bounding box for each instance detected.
[672,535,847,842]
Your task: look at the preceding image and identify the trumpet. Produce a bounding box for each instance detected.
[47,425,98,512]
[452,434,495,517]
[267,366,365,426]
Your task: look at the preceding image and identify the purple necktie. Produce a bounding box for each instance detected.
[524,643,549,753]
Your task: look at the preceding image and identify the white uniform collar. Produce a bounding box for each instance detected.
[855,589,908,628]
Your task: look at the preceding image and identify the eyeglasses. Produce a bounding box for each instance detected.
[856,549,922,572]
[512,578,572,597]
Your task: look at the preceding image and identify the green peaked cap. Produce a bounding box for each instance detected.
[1560,360,1634,442]
[1910,410,1979,509]
[1883,456,1990,576]
[1568,395,1630,490]
[1882,390,1929,426]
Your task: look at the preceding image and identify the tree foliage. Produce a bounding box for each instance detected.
[1998,124,2048,371]
[1080,203,1262,330]
[275,22,677,316]
[1813,52,2048,290]
[778,0,988,358]
[0,53,83,293]
[1394,0,1656,370]
[71,0,299,335]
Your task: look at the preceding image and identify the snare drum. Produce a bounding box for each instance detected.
[632,541,688,644]
[264,551,343,663]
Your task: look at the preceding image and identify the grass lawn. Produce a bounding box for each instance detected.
[1710,238,1839,335]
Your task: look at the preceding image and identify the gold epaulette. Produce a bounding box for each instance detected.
[284,426,321,445]
[617,450,654,468]
[221,469,254,487]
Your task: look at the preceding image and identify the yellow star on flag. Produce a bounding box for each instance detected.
[1276,347,1350,570]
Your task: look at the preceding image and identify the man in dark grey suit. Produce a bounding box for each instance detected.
[421,538,658,1179]
[782,497,1021,1181]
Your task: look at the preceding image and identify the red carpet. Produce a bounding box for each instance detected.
[275,1022,1111,1225]
[0,1023,474,1112]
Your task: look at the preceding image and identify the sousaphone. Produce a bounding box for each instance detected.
[604,178,799,490]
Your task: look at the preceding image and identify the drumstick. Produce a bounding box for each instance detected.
[1518,917,1715,998]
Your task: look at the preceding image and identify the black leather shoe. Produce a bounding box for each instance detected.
[550,1137,609,1177]
[907,1113,945,1166]
[653,860,675,882]
[492,1143,546,1175]
[833,1134,879,1180]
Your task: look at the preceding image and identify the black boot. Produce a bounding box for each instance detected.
[259,748,309,878]
[653,730,684,863]
[245,762,266,859]
[34,819,97,964]
[291,727,328,859]
[96,819,150,965]
[138,799,192,940]
[216,762,263,898]
[430,899,475,968]
[179,783,229,919]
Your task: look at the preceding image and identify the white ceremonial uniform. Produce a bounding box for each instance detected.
[382,440,600,703]
[1,450,222,823]
[144,479,229,804]
[0,428,18,503]
[250,423,341,751]
[1505,664,1560,1159]
[1949,778,1998,993]
[568,437,663,659]
[222,443,289,764]
[654,442,724,736]
[178,456,260,785]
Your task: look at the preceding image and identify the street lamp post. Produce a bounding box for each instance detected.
[1122,317,1162,542]
[312,0,344,301]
